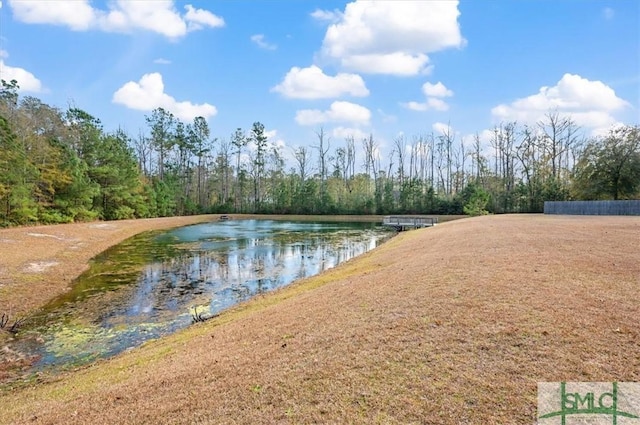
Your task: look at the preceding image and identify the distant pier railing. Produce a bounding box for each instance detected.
[382,216,438,231]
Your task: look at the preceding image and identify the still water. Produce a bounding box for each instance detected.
[19,219,392,370]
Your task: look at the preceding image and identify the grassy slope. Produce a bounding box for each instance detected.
[0,214,459,318]
[1,214,638,424]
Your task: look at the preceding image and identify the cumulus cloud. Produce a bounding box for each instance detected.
[295,101,371,126]
[272,65,369,99]
[263,129,278,140]
[0,60,43,92]
[402,97,450,112]
[250,34,277,50]
[403,81,453,111]
[184,4,224,30]
[265,129,289,154]
[341,52,433,77]
[422,81,453,98]
[403,101,429,112]
[320,0,464,76]
[426,98,451,111]
[310,8,342,23]
[7,0,224,38]
[8,0,96,30]
[100,1,188,38]
[432,122,453,136]
[332,126,369,141]
[491,73,629,132]
[112,72,217,122]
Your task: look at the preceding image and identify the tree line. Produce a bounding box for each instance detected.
[1,79,638,226]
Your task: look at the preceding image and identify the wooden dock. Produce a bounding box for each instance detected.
[382,216,438,231]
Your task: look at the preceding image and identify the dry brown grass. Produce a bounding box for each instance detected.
[0,214,638,424]
[0,215,221,318]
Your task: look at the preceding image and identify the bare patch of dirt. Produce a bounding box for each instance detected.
[1,214,636,424]
[22,261,59,274]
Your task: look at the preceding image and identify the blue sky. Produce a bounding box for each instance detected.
[1,0,638,166]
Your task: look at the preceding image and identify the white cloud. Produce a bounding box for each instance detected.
[266,129,288,153]
[295,101,371,126]
[341,52,433,77]
[7,0,224,38]
[0,60,43,92]
[332,126,369,141]
[403,81,453,112]
[422,81,453,98]
[460,128,496,158]
[154,58,171,65]
[184,4,224,30]
[272,65,369,99]
[100,1,187,38]
[402,98,450,112]
[491,73,629,133]
[478,129,495,143]
[320,0,464,76]
[250,34,277,51]
[310,8,342,23]
[264,129,278,140]
[426,98,450,111]
[602,7,615,20]
[0,49,7,59]
[432,122,453,136]
[8,0,96,30]
[112,72,217,122]
[402,101,429,112]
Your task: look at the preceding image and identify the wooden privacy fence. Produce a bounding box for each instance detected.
[544,200,640,216]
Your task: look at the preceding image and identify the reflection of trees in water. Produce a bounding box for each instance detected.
[24,223,390,372]
[120,228,388,324]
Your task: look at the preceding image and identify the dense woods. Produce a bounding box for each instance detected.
[1,79,638,226]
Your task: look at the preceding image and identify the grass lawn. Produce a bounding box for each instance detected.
[0,214,638,424]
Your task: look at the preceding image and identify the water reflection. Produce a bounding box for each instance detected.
[20,220,392,370]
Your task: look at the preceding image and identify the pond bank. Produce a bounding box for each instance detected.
[0,214,405,319]
[0,214,638,424]
[10,220,393,376]
[0,215,217,319]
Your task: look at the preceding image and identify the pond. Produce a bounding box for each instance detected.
[15,219,393,372]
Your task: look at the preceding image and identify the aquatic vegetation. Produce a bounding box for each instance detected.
[9,220,392,374]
